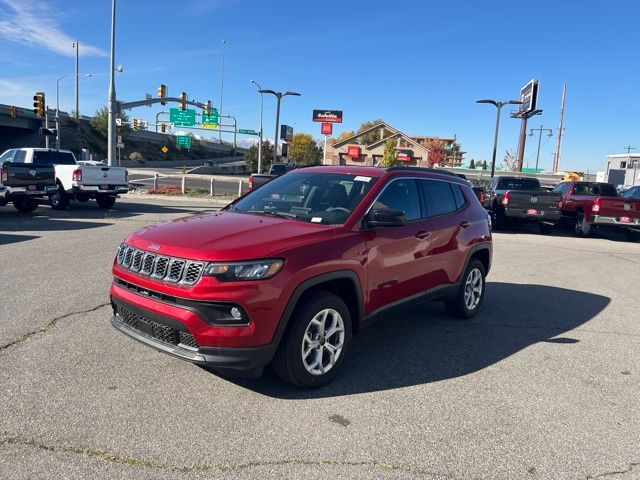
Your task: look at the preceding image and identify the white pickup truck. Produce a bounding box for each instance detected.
[10,148,128,209]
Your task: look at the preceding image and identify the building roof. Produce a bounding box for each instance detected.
[331,121,430,155]
[607,154,640,158]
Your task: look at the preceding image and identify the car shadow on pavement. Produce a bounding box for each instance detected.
[225,282,610,398]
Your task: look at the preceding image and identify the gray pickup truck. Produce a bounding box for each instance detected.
[0,149,57,212]
[248,163,299,190]
[483,176,561,234]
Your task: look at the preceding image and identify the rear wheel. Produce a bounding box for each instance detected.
[445,259,486,319]
[13,198,38,213]
[574,213,591,237]
[538,222,554,235]
[491,207,507,231]
[96,195,116,209]
[625,228,640,242]
[273,292,352,388]
[49,185,69,210]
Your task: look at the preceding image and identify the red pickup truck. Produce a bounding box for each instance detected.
[553,181,640,241]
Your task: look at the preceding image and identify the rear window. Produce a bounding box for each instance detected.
[33,151,76,165]
[497,177,540,190]
[573,183,618,197]
[419,179,459,217]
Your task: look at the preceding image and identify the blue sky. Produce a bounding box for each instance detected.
[0,0,638,172]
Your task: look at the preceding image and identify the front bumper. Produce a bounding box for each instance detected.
[591,215,640,229]
[0,185,57,198]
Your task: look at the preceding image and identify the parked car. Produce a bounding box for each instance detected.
[248,163,300,190]
[110,166,492,387]
[554,181,640,241]
[0,149,57,212]
[621,185,640,200]
[9,148,128,209]
[483,176,561,234]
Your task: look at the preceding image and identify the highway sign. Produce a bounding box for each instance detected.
[176,135,191,149]
[202,109,219,128]
[170,108,196,127]
[161,146,168,154]
[238,129,258,135]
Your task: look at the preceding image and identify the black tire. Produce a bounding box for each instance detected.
[13,198,38,213]
[272,292,352,388]
[445,259,486,319]
[96,195,116,209]
[76,193,90,203]
[491,207,507,231]
[538,222,554,235]
[49,185,69,210]
[625,229,640,242]
[574,213,590,237]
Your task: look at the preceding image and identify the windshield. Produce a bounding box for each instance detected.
[229,171,378,225]
[497,178,540,190]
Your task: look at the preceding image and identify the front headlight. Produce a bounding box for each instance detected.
[202,259,284,281]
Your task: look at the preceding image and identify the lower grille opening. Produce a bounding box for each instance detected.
[117,306,200,349]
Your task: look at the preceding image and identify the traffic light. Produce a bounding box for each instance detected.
[132,118,139,131]
[157,84,167,105]
[179,92,187,111]
[204,100,211,116]
[160,122,166,133]
[33,92,45,117]
[10,106,17,118]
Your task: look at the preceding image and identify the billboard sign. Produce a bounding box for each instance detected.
[321,122,333,135]
[396,150,412,162]
[312,110,343,123]
[518,79,539,115]
[347,145,361,158]
[280,125,293,142]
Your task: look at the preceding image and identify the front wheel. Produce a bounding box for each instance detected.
[96,195,116,209]
[13,198,38,213]
[491,207,507,231]
[445,259,486,319]
[49,186,69,210]
[273,292,352,388]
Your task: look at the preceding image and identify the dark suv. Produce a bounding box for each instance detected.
[111,166,492,387]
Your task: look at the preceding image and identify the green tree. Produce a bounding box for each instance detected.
[244,140,274,173]
[469,159,476,169]
[90,106,130,139]
[355,118,389,145]
[336,130,355,143]
[379,138,398,167]
[290,133,322,165]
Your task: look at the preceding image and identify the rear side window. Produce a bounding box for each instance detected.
[451,184,467,210]
[419,180,458,217]
[33,151,76,165]
[373,179,421,221]
[13,150,26,163]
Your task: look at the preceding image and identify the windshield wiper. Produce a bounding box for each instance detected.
[244,209,298,219]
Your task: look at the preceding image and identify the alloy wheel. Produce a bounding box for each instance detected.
[301,308,345,376]
[464,268,483,310]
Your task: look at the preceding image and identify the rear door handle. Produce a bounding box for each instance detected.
[459,221,471,229]
[415,230,432,239]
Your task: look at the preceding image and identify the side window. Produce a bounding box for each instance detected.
[13,150,26,163]
[373,179,421,221]
[553,183,563,193]
[419,180,458,217]
[451,184,467,210]
[0,149,15,162]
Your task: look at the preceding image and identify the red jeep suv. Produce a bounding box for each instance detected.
[110,166,492,387]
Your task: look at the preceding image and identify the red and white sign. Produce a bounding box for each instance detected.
[347,145,361,159]
[396,151,411,162]
[321,122,333,135]
[312,110,343,123]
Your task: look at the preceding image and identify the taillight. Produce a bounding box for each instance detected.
[1,166,7,183]
[249,176,254,190]
[479,191,486,203]
[501,192,510,206]
[592,197,600,213]
[72,168,82,182]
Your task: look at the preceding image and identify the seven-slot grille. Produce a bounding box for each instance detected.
[116,244,205,286]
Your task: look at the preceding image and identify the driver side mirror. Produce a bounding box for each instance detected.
[365,208,406,227]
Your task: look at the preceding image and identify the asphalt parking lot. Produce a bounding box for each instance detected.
[1,198,639,480]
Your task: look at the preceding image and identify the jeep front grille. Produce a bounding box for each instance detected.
[116,244,204,286]
[117,306,200,349]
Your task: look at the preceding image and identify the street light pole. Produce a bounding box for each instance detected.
[218,40,226,144]
[107,0,117,167]
[476,99,522,177]
[250,80,264,173]
[56,73,92,149]
[259,89,301,164]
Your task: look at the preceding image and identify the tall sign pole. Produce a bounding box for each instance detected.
[513,79,542,172]
[107,0,117,167]
[552,83,566,173]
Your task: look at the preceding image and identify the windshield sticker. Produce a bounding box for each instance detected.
[354,176,372,182]
[311,217,323,223]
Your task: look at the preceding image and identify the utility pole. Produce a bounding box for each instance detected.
[529,125,553,172]
[107,0,117,167]
[624,145,635,154]
[552,83,566,173]
[73,41,79,119]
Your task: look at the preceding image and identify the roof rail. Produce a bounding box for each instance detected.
[385,166,459,177]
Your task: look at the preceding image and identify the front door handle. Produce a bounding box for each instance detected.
[415,230,432,239]
[459,221,471,229]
